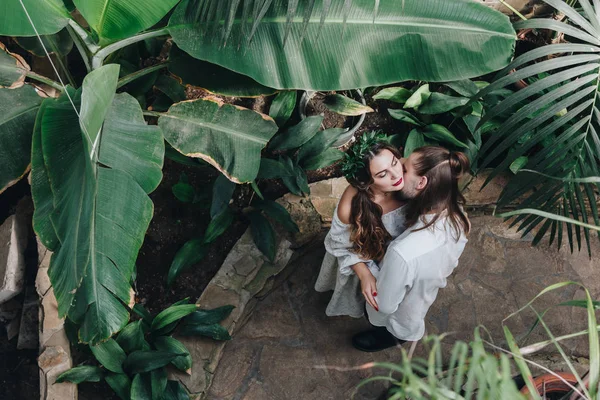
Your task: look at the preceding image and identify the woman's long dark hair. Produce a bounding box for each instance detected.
[347,143,403,261]
[403,146,471,240]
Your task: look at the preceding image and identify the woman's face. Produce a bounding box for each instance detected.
[368,149,404,192]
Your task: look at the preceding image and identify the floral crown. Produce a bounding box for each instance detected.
[341,131,391,180]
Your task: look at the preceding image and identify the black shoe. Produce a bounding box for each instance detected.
[352,327,405,352]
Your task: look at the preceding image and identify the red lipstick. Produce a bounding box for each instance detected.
[393,177,403,187]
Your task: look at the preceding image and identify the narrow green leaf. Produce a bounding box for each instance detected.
[117,320,149,353]
[167,238,208,286]
[301,148,344,171]
[418,93,469,115]
[373,87,411,103]
[254,200,299,233]
[133,304,153,325]
[90,339,126,374]
[106,373,132,400]
[131,373,152,400]
[388,109,423,126]
[269,115,323,151]
[161,380,190,400]
[125,351,186,375]
[172,173,195,203]
[323,94,373,116]
[56,366,104,384]
[153,336,192,373]
[503,327,541,399]
[151,305,198,331]
[155,75,186,103]
[249,212,277,262]
[211,174,236,218]
[269,91,297,126]
[509,156,528,175]
[497,208,600,232]
[298,128,347,162]
[151,368,168,400]
[444,79,479,97]
[558,300,600,309]
[204,208,235,244]
[422,124,468,148]
[404,129,426,157]
[179,323,232,341]
[404,84,431,109]
[257,158,293,179]
[184,305,235,326]
[251,181,264,200]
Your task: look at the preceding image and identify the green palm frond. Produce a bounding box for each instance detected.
[477,0,600,255]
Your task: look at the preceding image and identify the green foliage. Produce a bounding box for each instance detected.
[269,91,297,127]
[365,283,600,400]
[475,0,600,254]
[323,94,374,116]
[57,299,233,400]
[159,98,279,184]
[167,0,515,90]
[0,85,42,194]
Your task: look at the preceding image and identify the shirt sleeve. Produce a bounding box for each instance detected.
[323,211,371,276]
[375,248,413,315]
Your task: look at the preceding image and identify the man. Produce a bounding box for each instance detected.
[350,146,471,352]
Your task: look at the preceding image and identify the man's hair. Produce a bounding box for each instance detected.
[403,146,471,240]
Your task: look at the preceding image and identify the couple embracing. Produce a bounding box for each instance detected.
[315,132,470,352]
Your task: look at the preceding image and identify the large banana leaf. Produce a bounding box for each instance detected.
[73,0,180,43]
[168,0,516,90]
[0,85,42,194]
[0,0,71,36]
[0,42,30,89]
[32,65,164,343]
[158,98,278,183]
[476,0,600,254]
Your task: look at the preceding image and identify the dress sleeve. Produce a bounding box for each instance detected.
[375,248,414,315]
[324,209,371,276]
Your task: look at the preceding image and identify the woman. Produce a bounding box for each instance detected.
[314,132,406,318]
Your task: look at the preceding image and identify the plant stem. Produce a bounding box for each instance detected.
[143,110,165,118]
[26,71,63,91]
[67,24,92,73]
[68,19,100,54]
[117,62,169,89]
[498,0,527,21]
[92,27,170,70]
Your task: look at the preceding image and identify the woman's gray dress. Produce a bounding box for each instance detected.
[314,204,406,318]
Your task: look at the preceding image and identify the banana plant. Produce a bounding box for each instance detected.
[475,0,600,255]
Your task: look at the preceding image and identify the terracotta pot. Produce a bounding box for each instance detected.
[519,372,578,397]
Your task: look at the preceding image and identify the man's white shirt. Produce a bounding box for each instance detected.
[367,214,468,341]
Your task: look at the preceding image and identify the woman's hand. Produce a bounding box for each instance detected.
[352,262,379,311]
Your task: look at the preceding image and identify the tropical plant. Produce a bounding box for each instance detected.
[360,282,599,400]
[0,0,516,344]
[473,0,600,255]
[57,299,234,400]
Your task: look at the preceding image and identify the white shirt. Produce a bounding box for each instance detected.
[366,214,468,341]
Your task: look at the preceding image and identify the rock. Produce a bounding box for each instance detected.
[35,263,52,297]
[0,214,28,303]
[462,170,510,207]
[207,342,255,398]
[310,198,338,223]
[17,286,38,349]
[308,181,332,198]
[38,346,76,400]
[40,288,66,350]
[331,178,348,198]
[276,197,321,247]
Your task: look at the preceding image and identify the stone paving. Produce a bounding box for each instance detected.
[204,176,600,400]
